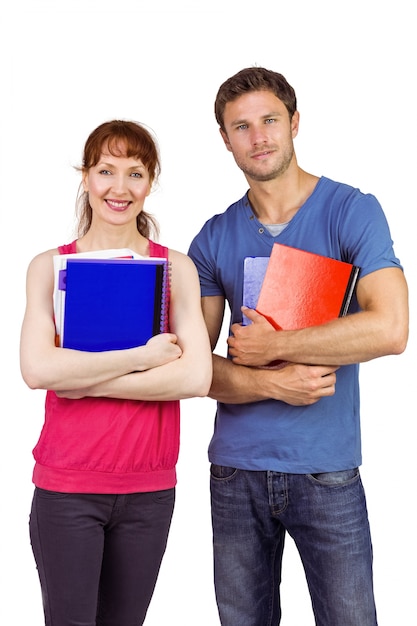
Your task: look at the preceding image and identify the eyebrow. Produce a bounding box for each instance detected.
[230,111,283,127]
[97,160,146,171]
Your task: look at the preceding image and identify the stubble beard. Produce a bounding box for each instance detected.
[235,144,295,183]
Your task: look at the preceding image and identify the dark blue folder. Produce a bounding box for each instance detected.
[60,258,168,351]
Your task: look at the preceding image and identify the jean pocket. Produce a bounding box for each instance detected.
[210,464,238,480]
[309,468,359,486]
[151,488,176,505]
[35,487,70,499]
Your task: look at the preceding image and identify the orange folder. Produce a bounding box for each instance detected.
[255,243,360,331]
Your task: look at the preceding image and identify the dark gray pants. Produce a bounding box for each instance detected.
[29,487,175,626]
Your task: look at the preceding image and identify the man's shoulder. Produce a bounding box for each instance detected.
[319,176,373,199]
[316,176,352,194]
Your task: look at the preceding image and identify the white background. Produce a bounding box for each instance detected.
[1,1,415,624]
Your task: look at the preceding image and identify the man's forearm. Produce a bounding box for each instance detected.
[209,354,338,407]
[209,354,268,404]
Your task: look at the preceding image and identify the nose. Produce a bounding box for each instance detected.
[110,173,129,194]
[250,125,269,146]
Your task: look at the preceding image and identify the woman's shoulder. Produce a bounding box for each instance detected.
[28,247,60,267]
[166,249,200,288]
[25,248,59,289]
[167,247,195,266]
[150,240,193,267]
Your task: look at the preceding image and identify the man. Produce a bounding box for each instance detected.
[188,67,409,626]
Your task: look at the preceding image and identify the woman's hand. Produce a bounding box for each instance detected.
[139,333,182,370]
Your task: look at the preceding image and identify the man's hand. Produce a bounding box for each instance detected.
[264,362,339,405]
[228,307,278,366]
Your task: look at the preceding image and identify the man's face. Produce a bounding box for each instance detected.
[220,90,299,183]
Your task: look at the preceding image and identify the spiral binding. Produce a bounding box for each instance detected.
[159,260,172,333]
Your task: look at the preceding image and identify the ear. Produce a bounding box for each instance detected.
[219,128,233,152]
[291,111,300,139]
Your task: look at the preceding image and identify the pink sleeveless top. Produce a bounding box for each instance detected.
[32,240,180,493]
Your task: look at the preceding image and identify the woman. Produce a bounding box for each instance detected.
[20,120,212,626]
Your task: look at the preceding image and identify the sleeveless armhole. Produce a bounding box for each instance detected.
[58,240,77,255]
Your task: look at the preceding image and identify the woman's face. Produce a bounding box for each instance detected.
[83,144,151,227]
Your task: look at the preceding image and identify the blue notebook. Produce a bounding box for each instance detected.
[59,258,169,351]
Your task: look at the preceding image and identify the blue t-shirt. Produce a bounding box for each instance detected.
[188,177,402,473]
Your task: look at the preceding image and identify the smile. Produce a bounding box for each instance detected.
[106,200,131,211]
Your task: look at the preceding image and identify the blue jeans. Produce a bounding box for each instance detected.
[29,487,175,626]
[210,466,377,626]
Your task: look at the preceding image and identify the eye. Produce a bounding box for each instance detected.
[237,124,248,131]
[99,169,112,175]
[130,172,143,178]
[265,118,276,124]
